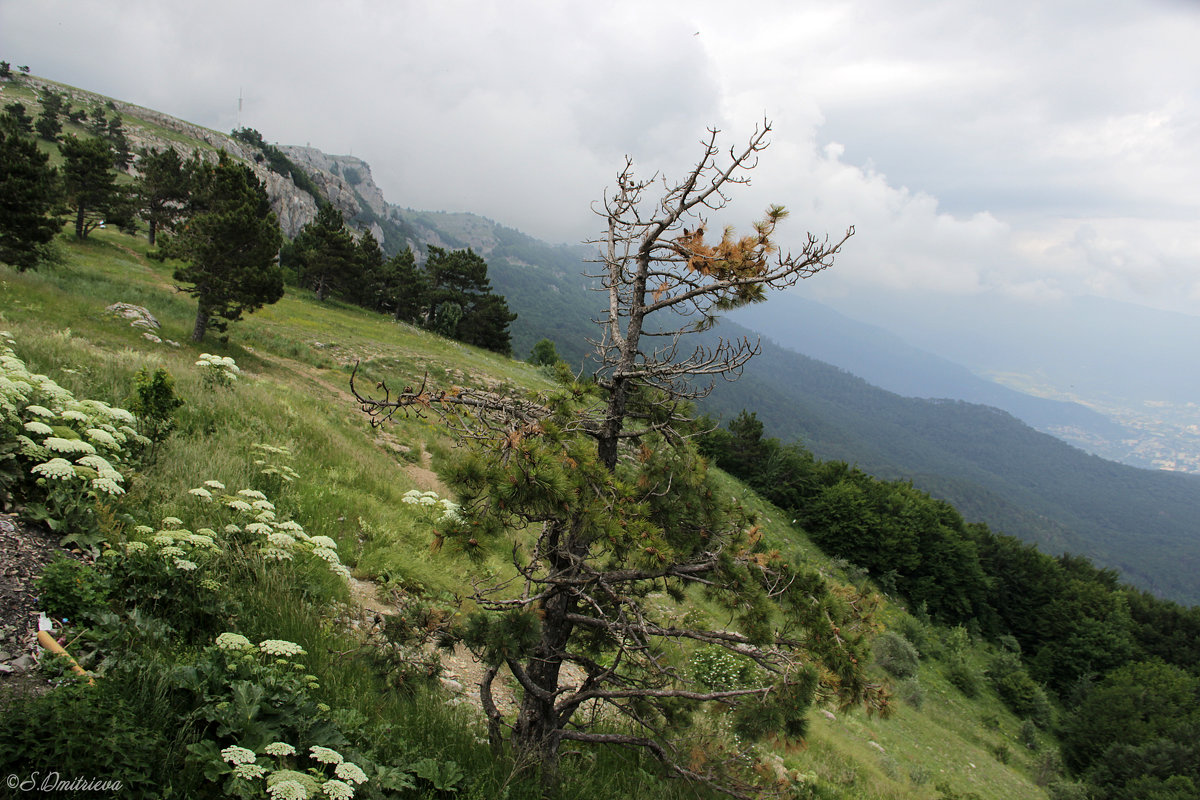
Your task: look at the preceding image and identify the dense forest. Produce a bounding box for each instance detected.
[700,410,1200,798]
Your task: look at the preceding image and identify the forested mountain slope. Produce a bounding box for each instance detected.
[348,203,1200,605]
[700,326,1200,603]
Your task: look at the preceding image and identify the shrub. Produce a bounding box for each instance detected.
[894,614,934,657]
[1019,719,1041,751]
[987,651,1054,728]
[898,677,924,709]
[128,366,183,461]
[35,556,110,624]
[872,631,920,679]
[945,655,981,697]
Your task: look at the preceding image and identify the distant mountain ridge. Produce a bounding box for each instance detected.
[727,293,1136,462]
[270,149,1200,603]
[80,88,1192,604]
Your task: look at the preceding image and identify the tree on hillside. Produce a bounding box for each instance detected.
[424,246,517,354]
[527,338,561,367]
[352,122,880,797]
[158,152,283,342]
[2,102,33,134]
[34,90,64,142]
[292,203,359,302]
[59,134,119,239]
[345,229,386,309]
[377,246,426,323]
[106,114,132,170]
[0,115,60,270]
[134,146,191,246]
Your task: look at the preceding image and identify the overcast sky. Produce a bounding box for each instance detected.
[4,0,1199,315]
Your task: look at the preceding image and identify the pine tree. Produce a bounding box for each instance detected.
[378,246,426,323]
[158,153,283,342]
[59,134,118,239]
[424,246,516,354]
[0,115,60,270]
[134,146,190,246]
[352,122,880,797]
[292,203,359,302]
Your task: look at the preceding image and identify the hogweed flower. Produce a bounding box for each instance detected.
[204,479,226,490]
[75,454,118,475]
[259,639,306,657]
[307,535,337,550]
[22,420,54,436]
[233,763,267,780]
[31,458,76,480]
[85,428,118,448]
[189,487,213,500]
[321,779,354,799]
[266,780,307,800]
[220,745,256,765]
[215,632,253,652]
[91,477,125,495]
[267,532,296,549]
[44,437,96,455]
[312,547,339,564]
[308,745,343,765]
[334,762,367,785]
[263,742,296,757]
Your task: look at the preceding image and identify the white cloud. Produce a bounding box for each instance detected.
[4,0,1198,314]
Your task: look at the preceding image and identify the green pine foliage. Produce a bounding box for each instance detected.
[59,133,119,239]
[0,113,61,270]
[157,152,284,342]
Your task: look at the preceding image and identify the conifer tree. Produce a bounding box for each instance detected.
[0,115,60,270]
[134,146,191,246]
[378,246,426,323]
[292,203,359,302]
[159,153,283,342]
[59,134,118,240]
[424,246,516,354]
[352,122,881,797]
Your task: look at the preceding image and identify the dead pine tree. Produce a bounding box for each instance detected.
[351,120,887,798]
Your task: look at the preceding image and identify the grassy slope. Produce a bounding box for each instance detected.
[1,223,1051,799]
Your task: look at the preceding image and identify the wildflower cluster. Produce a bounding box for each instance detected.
[210,736,368,799]
[113,514,224,573]
[401,489,461,522]
[690,644,751,692]
[196,353,240,388]
[252,442,300,483]
[188,481,352,583]
[1,337,144,542]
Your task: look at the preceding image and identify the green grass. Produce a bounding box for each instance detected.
[0,223,1054,799]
